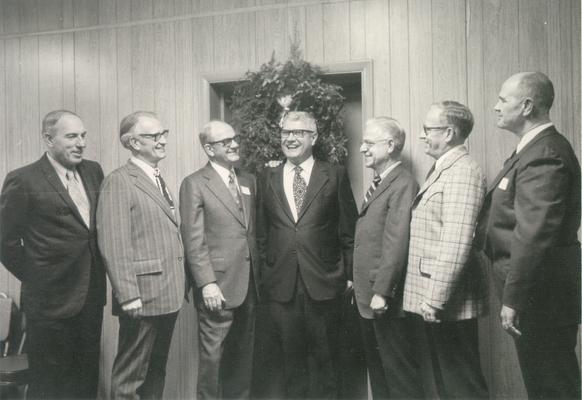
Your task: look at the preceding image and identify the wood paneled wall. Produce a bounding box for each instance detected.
[0,0,579,398]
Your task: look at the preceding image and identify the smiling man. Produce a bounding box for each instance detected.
[179,120,260,399]
[257,111,358,398]
[97,111,186,400]
[0,110,106,399]
[402,101,489,399]
[353,117,421,399]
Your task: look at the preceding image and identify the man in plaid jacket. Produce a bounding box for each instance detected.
[402,101,489,398]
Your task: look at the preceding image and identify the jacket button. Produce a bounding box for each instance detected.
[178,257,183,262]
[245,256,250,261]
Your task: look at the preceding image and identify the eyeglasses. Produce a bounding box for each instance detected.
[207,134,241,147]
[422,125,451,135]
[280,130,314,139]
[138,130,169,142]
[360,138,393,149]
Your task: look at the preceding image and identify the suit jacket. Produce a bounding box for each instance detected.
[0,154,106,320]
[179,163,259,309]
[483,126,581,326]
[403,145,487,321]
[257,160,358,302]
[353,164,419,319]
[97,160,186,317]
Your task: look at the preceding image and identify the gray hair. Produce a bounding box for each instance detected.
[366,116,406,156]
[119,111,158,149]
[433,100,474,139]
[281,111,317,133]
[515,71,554,115]
[42,110,81,136]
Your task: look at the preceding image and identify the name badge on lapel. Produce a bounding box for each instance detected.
[498,177,509,191]
[240,186,251,195]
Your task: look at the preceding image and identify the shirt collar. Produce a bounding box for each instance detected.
[284,156,315,177]
[210,161,235,181]
[516,122,554,154]
[376,160,402,181]
[130,156,158,183]
[435,144,464,170]
[46,151,76,181]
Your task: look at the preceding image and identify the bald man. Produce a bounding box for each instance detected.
[483,72,581,399]
[180,121,260,399]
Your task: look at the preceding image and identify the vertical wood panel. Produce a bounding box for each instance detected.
[286,6,306,57]
[62,33,76,110]
[304,4,324,64]
[256,8,288,64]
[213,12,256,70]
[389,0,411,162]
[19,40,41,164]
[322,2,350,63]
[3,0,20,34]
[407,0,432,178]
[349,1,366,61]
[37,0,64,31]
[571,0,581,158]
[364,0,390,117]
[518,0,548,72]
[39,34,64,122]
[431,0,466,102]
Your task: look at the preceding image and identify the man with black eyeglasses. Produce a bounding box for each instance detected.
[97,111,186,400]
[179,120,260,399]
[256,111,358,398]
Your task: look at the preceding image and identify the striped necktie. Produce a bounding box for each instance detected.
[65,170,90,227]
[362,175,381,207]
[153,168,175,210]
[228,170,245,217]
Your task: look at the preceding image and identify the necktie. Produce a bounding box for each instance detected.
[504,151,517,166]
[228,170,244,216]
[293,166,307,213]
[362,175,381,207]
[153,168,175,210]
[66,170,90,227]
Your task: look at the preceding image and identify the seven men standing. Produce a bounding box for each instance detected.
[97,111,186,400]
[180,121,260,399]
[483,72,581,399]
[403,101,489,399]
[0,110,106,399]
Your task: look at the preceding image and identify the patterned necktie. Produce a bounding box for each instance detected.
[153,168,175,210]
[228,170,244,216]
[293,166,307,213]
[362,175,381,207]
[65,170,90,227]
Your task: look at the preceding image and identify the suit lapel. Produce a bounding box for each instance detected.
[415,146,468,201]
[202,164,246,227]
[38,154,89,229]
[268,164,295,223]
[297,161,329,222]
[127,161,178,226]
[487,127,557,194]
[360,164,402,215]
[237,171,252,229]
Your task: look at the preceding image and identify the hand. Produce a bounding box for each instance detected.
[420,302,442,323]
[370,294,389,316]
[500,305,522,338]
[202,283,226,312]
[121,298,143,318]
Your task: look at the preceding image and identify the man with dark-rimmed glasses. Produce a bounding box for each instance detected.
[97,111,186,399]
[180,120,260,399]
[257,111,358,398]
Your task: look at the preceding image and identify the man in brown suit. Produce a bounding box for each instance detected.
[180,120,260,399]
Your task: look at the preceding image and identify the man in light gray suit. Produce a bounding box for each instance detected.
[97,111,186,400]
[179,121,260,399]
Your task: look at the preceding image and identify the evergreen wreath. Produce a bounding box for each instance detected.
[229,43,348,174]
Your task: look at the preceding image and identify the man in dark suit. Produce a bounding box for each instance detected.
[353,117,421,399]
[97,111,186,400]
[180,121,260,399]
[483,72,580,399]
[0,110,106,399]
[257,111,358,398]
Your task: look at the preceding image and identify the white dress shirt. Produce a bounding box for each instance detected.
[46,151,88,195]
[130,156,158,186]
[283,156,315,221]
[210,161,240,190]
[376,160,402,182]
[516,122,553,154]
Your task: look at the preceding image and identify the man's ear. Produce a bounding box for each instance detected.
[522,97,534,117]
[202,143,214,158]
[443,127,456,144]
[42,132,53,147]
